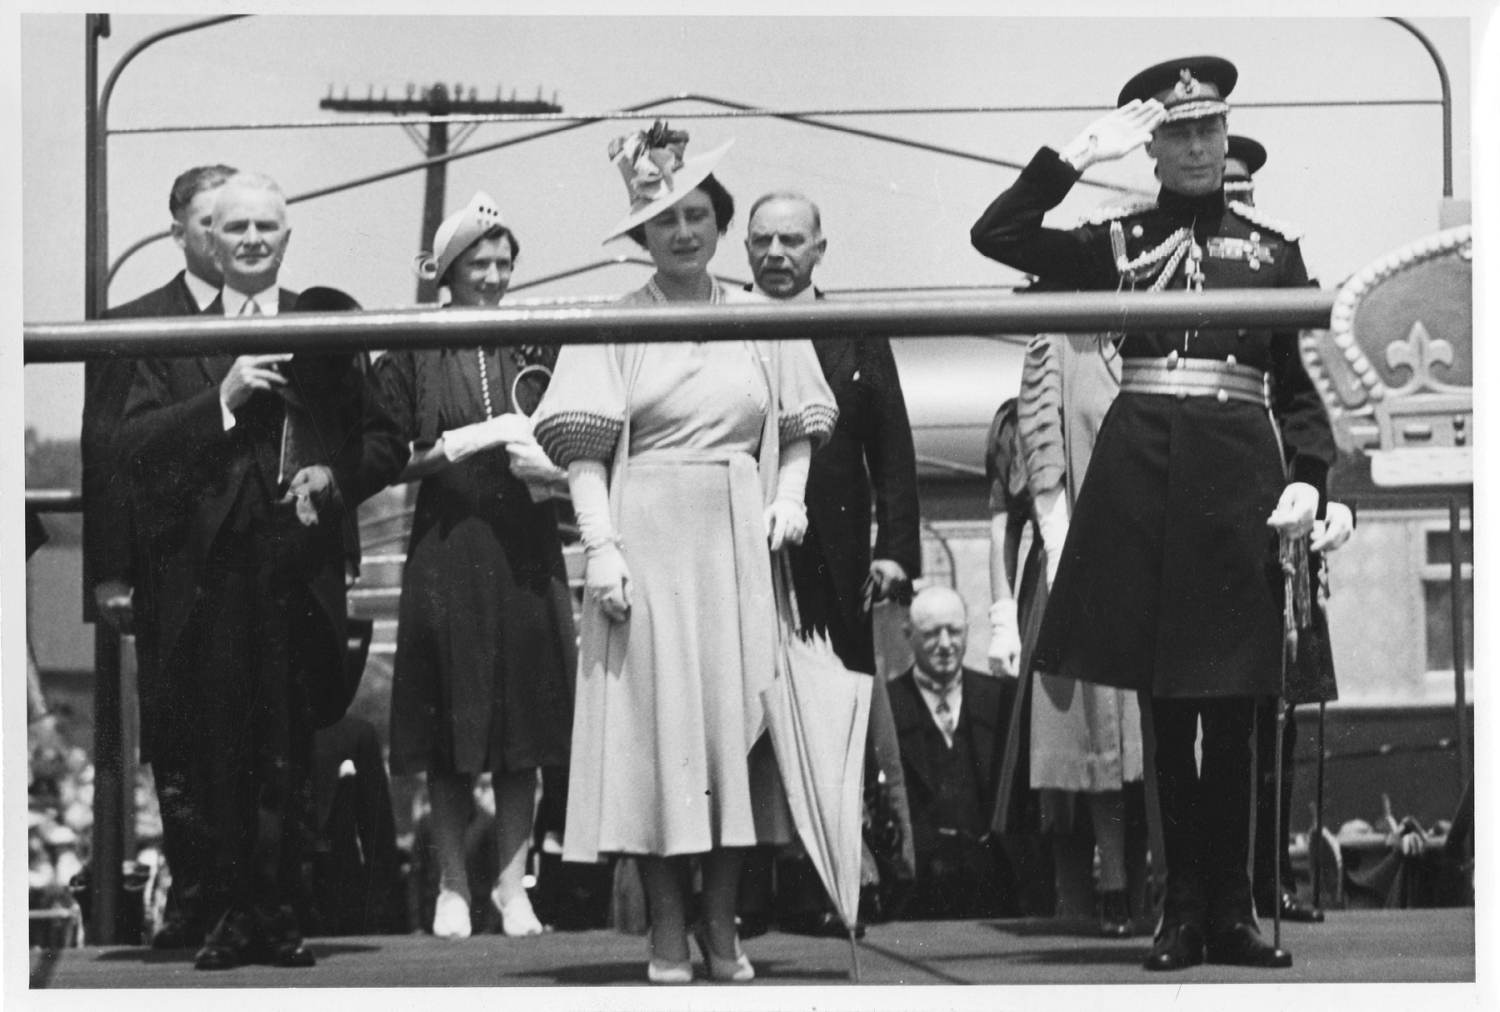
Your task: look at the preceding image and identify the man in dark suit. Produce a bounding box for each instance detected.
[889,586,1018,918]
[120,172,407,970]
[84,164,237,949]
[744,192,922,931]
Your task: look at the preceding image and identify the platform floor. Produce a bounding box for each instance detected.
[32,907,1475,995]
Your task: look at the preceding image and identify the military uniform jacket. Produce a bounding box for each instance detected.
[970,148,1336,698]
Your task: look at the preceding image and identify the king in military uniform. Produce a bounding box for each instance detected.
[970,56,1336,970]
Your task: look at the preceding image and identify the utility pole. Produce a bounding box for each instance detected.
[321,82,561,303]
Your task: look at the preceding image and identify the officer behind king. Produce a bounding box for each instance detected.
[970,57,1335,971]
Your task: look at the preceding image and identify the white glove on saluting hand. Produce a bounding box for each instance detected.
[988,598,1021,678]
[1058,98,1167,173]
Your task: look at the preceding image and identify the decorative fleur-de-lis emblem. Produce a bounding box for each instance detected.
[1385,321,1460,394]
[1175,68,1200,99]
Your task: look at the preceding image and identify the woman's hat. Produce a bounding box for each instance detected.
[603,120,732,243]
[415,191,508,283]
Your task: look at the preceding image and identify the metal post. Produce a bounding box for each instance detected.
[1385,17,1453,198]
[82,13,127,947]
[417,87,451,305]
[90,627,126,945]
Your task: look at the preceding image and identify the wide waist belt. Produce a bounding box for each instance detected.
[630,447,754,466]
[1119,357,1268,407]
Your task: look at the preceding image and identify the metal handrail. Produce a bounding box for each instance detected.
[24,289,1337,363]
[109,96,1444,136]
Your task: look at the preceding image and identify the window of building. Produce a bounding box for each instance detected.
[1422,521,1473,674]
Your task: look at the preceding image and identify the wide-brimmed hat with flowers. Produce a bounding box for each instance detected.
[603,120,733,243]
[414,190,508,284]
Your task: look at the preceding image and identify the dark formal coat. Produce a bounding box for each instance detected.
[119,288,407,745]
[789,331,922,671]
[888,667,1014,855]
[971,148,1337,699]
[84,272,201,622]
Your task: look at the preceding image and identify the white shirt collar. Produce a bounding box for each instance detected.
[913,668,964,746]
[754,282,819,303]
[183,271,220,312]
[220,286,279,317]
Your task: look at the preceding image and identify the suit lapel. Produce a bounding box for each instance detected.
[890,673,941,795]
[197,294,233,387]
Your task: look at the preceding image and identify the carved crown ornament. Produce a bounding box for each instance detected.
[1300,225,1472,487]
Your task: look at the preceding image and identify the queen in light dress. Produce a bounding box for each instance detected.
[533,123,836,985]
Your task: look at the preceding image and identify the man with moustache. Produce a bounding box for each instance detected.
[84,164,236,949]
[744,192,921,931]
[970,57,1335,970]
[120,172,406,970]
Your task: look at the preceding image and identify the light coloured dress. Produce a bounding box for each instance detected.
[1017,333,1144,812]
[533,282,837,862]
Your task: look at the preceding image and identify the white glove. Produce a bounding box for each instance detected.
[1267,481,1320,538]
[568,459,631,622]
[987,598,1021,678]
[767,438,812,551]
[505,438,567,501]
[584,543,632,623]
[766,499,808,552]
[1310,501,1354,554]
[1034,485,1070,589]
[1057,98,1167,172]
[441,413,532,464]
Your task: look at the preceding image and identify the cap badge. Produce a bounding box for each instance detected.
[1175,68,1202,99]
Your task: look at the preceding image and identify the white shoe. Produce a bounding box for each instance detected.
[493,888,544,937]
[433,888,472,939]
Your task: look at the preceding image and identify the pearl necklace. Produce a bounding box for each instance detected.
[476,347,496,419]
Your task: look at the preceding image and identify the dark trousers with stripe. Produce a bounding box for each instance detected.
[1146,695,1258,935]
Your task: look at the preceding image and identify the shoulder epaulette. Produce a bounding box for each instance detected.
[1075,195,1157,227]
[1228,200,1302,242]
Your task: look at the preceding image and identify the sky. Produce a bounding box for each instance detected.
[15,9,1482,442]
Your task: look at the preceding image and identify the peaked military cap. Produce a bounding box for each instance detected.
[1117,55,1237,122]
[1224,134,1267,182]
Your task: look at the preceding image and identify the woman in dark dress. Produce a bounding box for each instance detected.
[377,192,576,939]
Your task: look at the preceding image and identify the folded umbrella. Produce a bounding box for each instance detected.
[760,555,872,981]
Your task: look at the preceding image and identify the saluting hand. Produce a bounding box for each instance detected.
[1059,98,1167,172]
[219,354,292,412]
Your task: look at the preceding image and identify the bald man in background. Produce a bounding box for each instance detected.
[887,587,1019,918]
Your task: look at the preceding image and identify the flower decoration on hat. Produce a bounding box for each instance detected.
[611,120,691,212]
[415,190,508,283]
[603,119,734,243]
